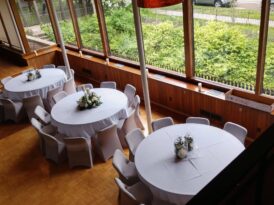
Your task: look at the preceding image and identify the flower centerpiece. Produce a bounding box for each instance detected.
[77,88,102,110]
[27,69,41,81]
[184,133,194,151]
[174,136,188,159]
[174,133,194,159]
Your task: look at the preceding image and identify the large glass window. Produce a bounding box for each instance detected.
[263,3,274,96]
[193,1,260,91]
[102,0,138,61]
[73,0,102,51]
[140,5,185,74]
[16,0,56,50]
[52,0,77,46]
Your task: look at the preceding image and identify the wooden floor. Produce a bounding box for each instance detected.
[0,57,182,205]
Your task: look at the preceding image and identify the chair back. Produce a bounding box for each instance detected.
[31,117,43,131]
[133,95,145,130]
[112,149,130,179]
[124,84,136,107]
[96,124,123,161]
[63,78,76,94]
[115,178,139,205]
[63,137,93,168]
[40,130,65,163]
[23,95,44,120]
[1,76,12,85]
[100,81,116,89]
[42,64,55,68]
[34,105,51,125]
[76,83,93,92]
[125,128,145,160]
[53,91,67,104]
[46,86,63,110]
[57,66,74,79]
[224,122,248,145]
[186,117,210,125]
[0,98,21,122]
[151,117,174,132]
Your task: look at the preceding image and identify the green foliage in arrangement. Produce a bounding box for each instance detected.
[41,8,274,90]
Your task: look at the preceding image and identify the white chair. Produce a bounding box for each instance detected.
[40,129,66,164]
[115,178,152,205]
[223,122,248,145]
[46,86,63,111]
[112,149,139,186]
[151,117,174,132]
[1,76,12,85]
[53,91,67,104]
[132,95,145,130]
[117,111,138,148]
[95,124,123,162]
[124,84,136,107]
[63,78,76,95]
[125,128,145,161]
[42,64,55,68]
[186,117,210,125]
[34,105,51,125]
[63,137,93,168]
[0,98,25,123]
[76,83,93,92]
[31,117,46,155]
[22,95,44,121]
[57,66,74,79]
[100,81,116,89]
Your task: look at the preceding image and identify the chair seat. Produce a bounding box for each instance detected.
[123,162,139,182]
[128,181,152,204]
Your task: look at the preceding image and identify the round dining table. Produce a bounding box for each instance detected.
[51,88,128,138]
[4,68,66,101]
[135,124,245,205]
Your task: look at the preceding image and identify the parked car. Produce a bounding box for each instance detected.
[193,0,235,7]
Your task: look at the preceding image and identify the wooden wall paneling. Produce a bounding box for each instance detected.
[25,52,57,68]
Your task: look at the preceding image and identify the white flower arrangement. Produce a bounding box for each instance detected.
[77,88,102,110]
[174,133,194,159]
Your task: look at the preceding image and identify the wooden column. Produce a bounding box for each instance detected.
[67,0,82,49]
[8,0,31,53]
[94,0,110,57]
[183,0,194,78]
[255,0,270,95]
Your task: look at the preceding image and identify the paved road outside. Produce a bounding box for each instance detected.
[155,9,274,27]
[236,0,261,10]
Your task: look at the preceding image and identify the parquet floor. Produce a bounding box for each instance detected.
[0,57,182,205]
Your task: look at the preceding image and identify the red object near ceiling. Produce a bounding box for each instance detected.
[137,0,183,8]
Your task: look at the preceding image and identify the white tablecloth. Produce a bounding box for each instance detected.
[4,69,66,101]
[135,124,245,205]
[51,88,128,138]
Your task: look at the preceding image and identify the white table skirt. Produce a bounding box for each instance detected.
[134,124,245,205]
[4,69,66,101]
[51,88,128,138]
